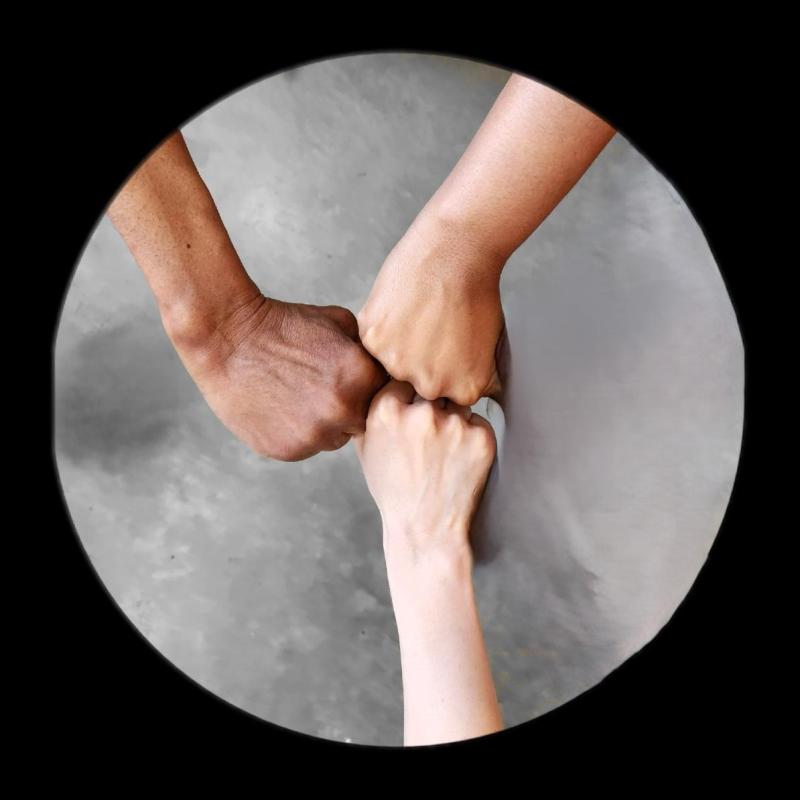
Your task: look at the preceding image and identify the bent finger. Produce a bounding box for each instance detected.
[413,393,446,409]
[373,378,416,409]
[468,411,497,446]
[446,401,473,421]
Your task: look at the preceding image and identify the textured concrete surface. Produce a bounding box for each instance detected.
[53,53,743,746]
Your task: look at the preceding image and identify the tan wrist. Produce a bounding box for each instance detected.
[403,201,509,283]
[415,190,515,268]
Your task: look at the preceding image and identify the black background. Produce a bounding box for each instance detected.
[38,32,770,769]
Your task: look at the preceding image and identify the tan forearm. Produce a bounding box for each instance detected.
[423,73,616,261]
[107,131,260,347]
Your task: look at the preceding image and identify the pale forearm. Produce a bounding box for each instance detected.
[386,538,503,746]
[107,131,260,347]
[420,73,616,261]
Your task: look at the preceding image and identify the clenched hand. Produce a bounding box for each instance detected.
[359,73,615,408]
[355,378,496,565]
[354,379,502,745]
[107,131,388,462]
[174,292,387,461]
[358,216,506,407]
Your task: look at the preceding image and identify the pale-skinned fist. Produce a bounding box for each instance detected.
[354,379,496,566]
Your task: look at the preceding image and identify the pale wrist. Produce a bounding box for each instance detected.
[382,524,474,599]
[386,543,478,641]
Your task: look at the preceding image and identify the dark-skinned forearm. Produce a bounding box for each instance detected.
[107,131,262,349]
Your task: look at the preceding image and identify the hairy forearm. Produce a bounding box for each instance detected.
[107,131,260,347]
[419,73,616,262]
[385,536,503,746]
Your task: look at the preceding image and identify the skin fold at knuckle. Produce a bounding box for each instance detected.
[304,420,331,452]
[411,400,437,429]
[332,339,361,376]
[320,382,357,432]
[322,430,352,452]
[450,384,478,408]
[458,367,491,407]
[471,424,496,463]
[259,437,304,462]
[337,305,359,331]
[347,407,369,435]
[375,348,406,383]
[413,375,441,402]
[444,412,465,438]
[358,318,381,354]
[375,396,401,426]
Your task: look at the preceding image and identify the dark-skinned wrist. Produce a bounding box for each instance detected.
[160,261,267,357]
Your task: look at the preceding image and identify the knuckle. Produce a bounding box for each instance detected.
[324,432,351,452]
[359,325,373,349]
[444,414,464,437]
[320,378,347,408]
[339,306,358,328]
[334,350,379,400]
[414,378,441,401]
[466,383,482,406]
[360,333,394,372]
[379,350,404,380]
[265,440,303,462]
[456,377,482,407]
[244,431,278,460]
[375,396,400,424]
[359,323,381,354]
[356,305,371,331]
[450,389,474,408]
[472,425,496,458]
[302,418,330,448]
[328,394,355,425]
[338,342,367,374]
[413,401,437,425]
[444,412,462,430]
[349,414,367,435]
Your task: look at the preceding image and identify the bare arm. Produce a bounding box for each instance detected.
[388,544,502,745]
[428,73,616,259]
[108,132,385,461]
[359,74,615,405]
[107,131,259,342]
[356,381,502,745]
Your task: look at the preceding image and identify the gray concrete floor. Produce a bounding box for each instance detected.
[53,53,743,746]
